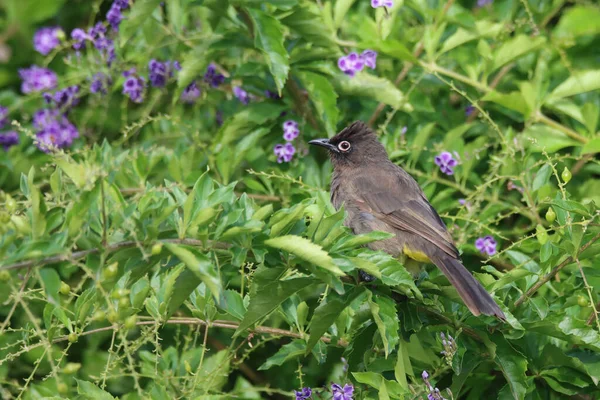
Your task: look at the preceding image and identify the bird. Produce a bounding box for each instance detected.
[309,121,506,319]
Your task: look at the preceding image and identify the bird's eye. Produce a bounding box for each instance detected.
[338,141,351,152]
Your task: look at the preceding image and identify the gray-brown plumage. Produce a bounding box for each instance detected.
[309,121,505,319]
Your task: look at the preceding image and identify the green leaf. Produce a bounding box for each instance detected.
[164,244,222,301]
[336,74,413,112]
[582,138,600,155]
[232,0,297,9]
[54,157,87,188]
[439,20,503,54]
[394,340,410,390]
[258,339,307,370]
[75,288,97,325]
[553,6,600,39]
[27,168,46,239]
[76,379,115,400]
[523,124,580,152]
[235,277,318,336]
[532,164,552,192]
[265,235,345,276]
[367,291,399,357]
[494,336,528,400]
[39,268,61,305]
[296,70,339,136]
[334,0,357,28]
[306,287,365,353]
[332,231,395,252]
[492,35,546,72]
[360,39,418,63]
[281,3,337,49]
[550,199,591,217]
[217,290,246,321]
[481,90,530,116]
[247,9,290,93]
[130,277,151,310]
[119,0,162,46]
[547,70,600,102]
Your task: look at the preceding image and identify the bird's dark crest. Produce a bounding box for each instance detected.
[331,121,374,143]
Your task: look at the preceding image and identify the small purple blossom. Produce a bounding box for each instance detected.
[181,81,201,104]
[338,52,364,77]
[283,120,300,141]
[114,0,130,9]
[477,0,493,6]
[71,28,90,50]
[204,63,225,88]
[273,143,295,163]
[422,371,429,380]
[475,236,497,256]
[0,106,8,128]
[400,126,407,136]
[371,0,393,7]
[465,105,475,116]
[19,66,58,94]
[107,3,124,31]
[148,59,180,87]
[34,27,63,55]
[0,131,19,151]
[122,69,145,103]
[362,50,378,69]
[294,387,312,400]
[332,383,353,400]
[33,111,79,152]
[265,90,281,100]
[233,86,249,105]
[434,151,458,175]
[44,85,80,110]
[90,73,112,94]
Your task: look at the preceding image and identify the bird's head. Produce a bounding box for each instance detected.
[309,121,388,168]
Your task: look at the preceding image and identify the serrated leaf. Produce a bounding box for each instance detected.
[76,379,115,400]
[164,244,221,301]
[218,290,246,321]
[367,291,399,357]
[494,336,528,400]
[265,235,345,276]
[296,70,339,136]
[547,70,600,101]
[258,339,306,370]
[247,8,289,93]
[337,74,413,112]
[492,35,546,72]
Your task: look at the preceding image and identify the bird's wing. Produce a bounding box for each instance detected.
[351,168,459,259]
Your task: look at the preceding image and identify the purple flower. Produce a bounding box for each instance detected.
[400,126,407,136]
[273,143,295,163]
[107,3,124,31]
[371,0,393,7]
[90,73,112,94]
[0,106,8,128]
[265,90,281,100]
[204,63,225,88]
[89,22,107,39]
[233,86,249,105]
[19,66,58,94]
[148,59,180,87]
[0,131,19,151]
[338,52,365,77]
[434,151,458,175]
[475,236,497,256]
[332,383,353,400]
[362,50,378,69]
[71,28,90,50]
[477,0,493,6]
[465,105,475,116]
[122,69,145,103]
[283,120,300,141]
[114,0,130,9]
[422,371,430,380]
[33,112,79,152]
[34,27,63,55]
[181,81,201,104]
[294,387,312,400]
[44,85,80,110]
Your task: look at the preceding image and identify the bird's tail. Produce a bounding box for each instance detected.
[430,253,506,320]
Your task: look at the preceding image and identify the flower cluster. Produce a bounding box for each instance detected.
[204,64,225,88]
[332,383,353,400]
[148,59,181,88]
[34,27,64,55]
[122,68,146,103]
[0,107,18,151]
[233,86,249,105]
[440,332,457,365]
[19,66,57,94]
[294,387,312,400]
[434,152,458,175]
[475,235,497,256]
[273,120,300,163]
[338,50,377,77]
[90,73,112,95]
[181,82,201,104]
[371,0,393,7]
[465,104,475,116]
[107,0,130,31]
[32,109,79,153]
[43,85,80,110]
[421,371,447,400]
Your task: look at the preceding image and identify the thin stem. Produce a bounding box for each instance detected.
[513,232,600,308]
[0,238,229,272]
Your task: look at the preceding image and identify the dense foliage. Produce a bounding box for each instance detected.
[1,0,599,398]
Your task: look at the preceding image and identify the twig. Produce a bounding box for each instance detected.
[587,301,600,326]
[50,317,348,346]
[513,232,600,308]
[576,258,600,332]
[0,238,229,272]
[571,154,594,176]
[119,187,281,202]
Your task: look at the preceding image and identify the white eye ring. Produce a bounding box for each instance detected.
[338,141,351,152]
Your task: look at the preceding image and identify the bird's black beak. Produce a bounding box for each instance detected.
[309,138,338,153]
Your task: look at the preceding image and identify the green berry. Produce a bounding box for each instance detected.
[0,211,10,224]
[92,310,106,321]
[545,208,556,223]
[67,333,78,343]
[561,167,572,184]
[59,282,70,295]
[577,295,589,307]
[119,296,130,308]
[57,382,68,394]
[103,262,119,279]
[124,315,137,329]
[151,243,163,255]
[62,362,81,374]
[5,195,16,213]
[107,310,119,323]
[0,270,10,282]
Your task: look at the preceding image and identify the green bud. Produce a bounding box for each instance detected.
[119,296,130,308]
[151,243,163,255]
[57,382,68,394]
[545,208,556,223]
[577,295,589,307]
[0,211,10,224]
[561,167,572,184]
[67,333,78,343]
[62,362,81,374]
[102,262,118,279]
[92,310,106,321]
[59,282,70,295]
[124,315,137,329]
[5,195,17,213]
[107,310,119,323]
[0,270,10,282]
